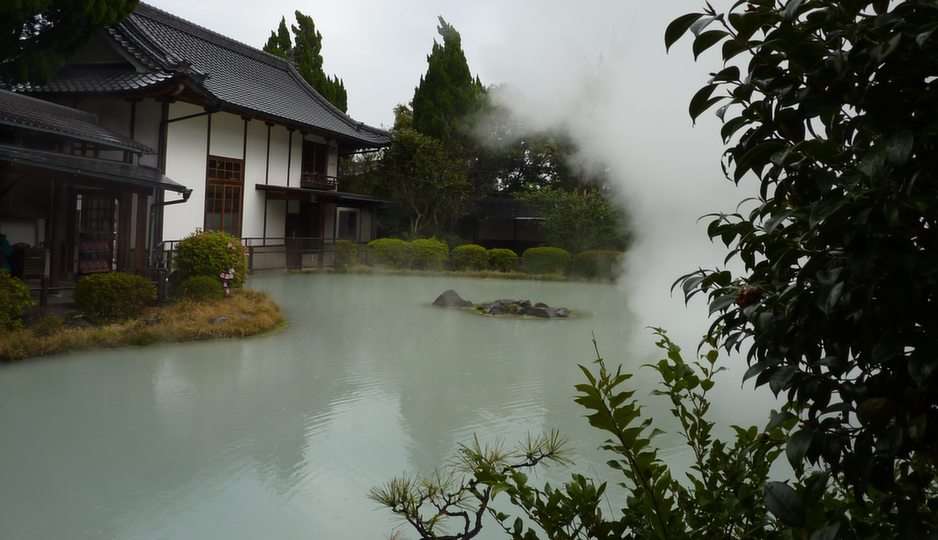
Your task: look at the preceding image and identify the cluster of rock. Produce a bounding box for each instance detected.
[432,290,571,319]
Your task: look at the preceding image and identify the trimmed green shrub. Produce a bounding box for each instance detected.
[75,272,156,321]
[178,275,224,302]
[368,238,413,269]
[571,250,625,281]
[451,244,489,271]
[335,240,359,271]
[487,248,519,273]
[0,271,32,329]
[410,238,449,270]
[522,247,572,274]
[175,231,247,287]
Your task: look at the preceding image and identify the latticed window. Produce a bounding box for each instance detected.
[204,156,243,237]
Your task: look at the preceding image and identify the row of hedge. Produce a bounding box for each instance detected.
[347,238,624,280]
[0,231,246,330]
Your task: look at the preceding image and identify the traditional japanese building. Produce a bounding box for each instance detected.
[8,2,390,272]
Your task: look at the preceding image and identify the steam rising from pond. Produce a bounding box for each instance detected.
[474,0,740,356]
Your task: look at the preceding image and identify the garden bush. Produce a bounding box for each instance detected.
[74,272,156,321]
[0,271,32,329]
[487,248,519,273]
[570,250,625,281]
[410,238,449,270]
[450,244,489,271]
[175,230,247,287]
[522,246,571,274]
[334,240,358,271]
[367,238,413,269]
[177,275,224,302]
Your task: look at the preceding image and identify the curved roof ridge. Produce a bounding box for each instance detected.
[135,3,294,70]
[132,2,388,141]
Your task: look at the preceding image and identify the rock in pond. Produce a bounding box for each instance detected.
[433,289,473,308]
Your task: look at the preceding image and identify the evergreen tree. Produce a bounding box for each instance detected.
[411,17,484,142]
[1,0,138,82]
[262,10,348,112]
[263,16,292,58]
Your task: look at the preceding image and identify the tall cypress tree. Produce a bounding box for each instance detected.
[263,17,292,58]
[262,11,348,112]
[411,17,484,142]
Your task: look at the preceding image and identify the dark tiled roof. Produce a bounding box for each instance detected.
[0,144,186,193]
[11,65,175,94]
[102,3,387,147]
[0,90,152,153]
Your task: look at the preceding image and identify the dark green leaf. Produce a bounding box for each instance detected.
[693,30,729,59]
[886,132,914,165]
[666,13,705,51]
[722,39,749,62]
[765,481,805,527]
[783,0,805,21]
[689,85,718,122]
[786,429,813,469]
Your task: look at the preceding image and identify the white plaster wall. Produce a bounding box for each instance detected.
[242,120,268,238]
[288,131,302,188]
[267,126,290,187]
[209,111,244,159]
[163,101,208,241]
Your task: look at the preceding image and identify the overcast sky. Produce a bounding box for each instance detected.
[145,0,686,129]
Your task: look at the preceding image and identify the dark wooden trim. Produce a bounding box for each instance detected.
[203,112,212,231]
[286,129,293,187]
[157,101,169,174]
[265,124,271,185]
[239,118,248,238]
[134,192,148,272]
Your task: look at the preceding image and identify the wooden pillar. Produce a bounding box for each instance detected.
[134,192,148,273]
[117,190,134,272]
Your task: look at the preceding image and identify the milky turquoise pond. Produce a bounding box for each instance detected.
[0,273,773,539]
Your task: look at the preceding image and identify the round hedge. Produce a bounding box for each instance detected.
[75,272,156,321]
[175,231,247,287]
[570,250,625,281]
[410,238,449,270]
[488,248,519,272]
[367,238,413,269]
[178,275,225,302]
[522,247,572,275]
[451,244,489,271]
[0,271,32,329]
[334,240,359,271]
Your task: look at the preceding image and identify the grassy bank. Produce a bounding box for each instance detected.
[294,265,609,283]
[0,289,284,362]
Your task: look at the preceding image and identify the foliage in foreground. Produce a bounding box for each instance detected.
[0,271,32,329]
[374,332,796,539]
[177,275,225,302]
[0,289,282,362]
[668,1,938,535]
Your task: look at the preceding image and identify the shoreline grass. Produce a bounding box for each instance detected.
[292,265,617,284]
[0,289,284,363]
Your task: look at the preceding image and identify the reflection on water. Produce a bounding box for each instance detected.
[0,273,773,539]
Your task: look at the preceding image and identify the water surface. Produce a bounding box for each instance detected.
[0,273,771,539]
